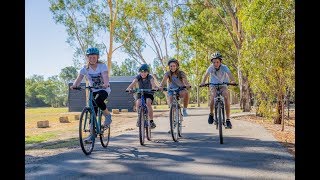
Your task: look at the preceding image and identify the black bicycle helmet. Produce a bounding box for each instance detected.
[139,64,150,72]
[167,58,180,67]
[210,52,222,61]
[86,47,100,55]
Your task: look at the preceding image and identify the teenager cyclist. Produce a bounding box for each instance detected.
[200,52,236,129]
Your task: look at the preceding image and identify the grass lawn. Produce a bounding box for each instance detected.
[25,104,242,145]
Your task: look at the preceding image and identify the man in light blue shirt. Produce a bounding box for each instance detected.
[200,52,236,129]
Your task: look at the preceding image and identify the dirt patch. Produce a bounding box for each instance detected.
[233,111,295,158]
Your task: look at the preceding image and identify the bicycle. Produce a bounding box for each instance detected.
[73,86,111,155]
[163,86,191,142]
[126,88,158,146]
[199,82,237,144]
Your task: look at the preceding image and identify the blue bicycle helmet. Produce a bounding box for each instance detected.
[139,64,150,72]
[86,47,100,55]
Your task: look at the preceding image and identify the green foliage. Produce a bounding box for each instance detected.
[238,0,295,118]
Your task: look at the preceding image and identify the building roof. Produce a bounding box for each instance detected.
[109,76,135,82]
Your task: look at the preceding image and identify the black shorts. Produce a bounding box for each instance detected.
[136,93,154,103]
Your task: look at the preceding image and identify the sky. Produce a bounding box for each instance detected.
[25,0,158,79]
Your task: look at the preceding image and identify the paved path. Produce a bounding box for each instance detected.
[25,108,295,180]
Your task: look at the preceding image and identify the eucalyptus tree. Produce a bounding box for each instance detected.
[239,0,295,123]
[49,0,133,75]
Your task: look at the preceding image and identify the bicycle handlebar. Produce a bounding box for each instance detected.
[125,89,159,93]
[72,86,105,90]
[162,86,191,92]
[199,82,238,87]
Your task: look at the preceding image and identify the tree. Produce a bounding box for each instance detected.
[49,0,133,75]
[59,66,78,84]
[238,0,295,124]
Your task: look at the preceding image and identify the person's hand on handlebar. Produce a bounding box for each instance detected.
[70,84,77,90]
[200,82,206,87]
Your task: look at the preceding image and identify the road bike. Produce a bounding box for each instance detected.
[126,88,158,145]
[74,86,111,155]
[199,82,237,144]
[163,86,190,142]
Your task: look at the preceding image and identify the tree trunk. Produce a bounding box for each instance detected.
[238,69,251,112]
[274,94,283,124]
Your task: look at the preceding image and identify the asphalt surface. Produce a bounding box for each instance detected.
[25,108,295,180]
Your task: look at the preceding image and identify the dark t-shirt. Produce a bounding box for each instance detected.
[135,74,154,95]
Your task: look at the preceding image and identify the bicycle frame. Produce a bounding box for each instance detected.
[76,85,111,155]
[213,85,226,127]
[126,88,156,145]
[165,86,187,141]
[137,91,149,127]
[199,82,237,144]
[85,87,103,136]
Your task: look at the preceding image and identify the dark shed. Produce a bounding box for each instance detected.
[68,76,136,112]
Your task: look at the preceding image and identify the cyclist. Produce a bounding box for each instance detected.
[159,58,191,116]
[200,52,236,129]
[70,47,112,142]
[126,64,159,129]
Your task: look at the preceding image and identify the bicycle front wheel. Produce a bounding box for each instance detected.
[178,108,183,137]
[138,107,145,145]
[100,114,110,148]
[217,103,224,144]
[79,108,95,155]
[170,105,179,142]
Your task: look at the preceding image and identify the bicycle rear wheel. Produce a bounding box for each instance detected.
[79,108,95,155]
[146,117,152,141]
[100,114,110,148]
[138,107,145,145]
[170,104,179,142]
[217,103,224,144]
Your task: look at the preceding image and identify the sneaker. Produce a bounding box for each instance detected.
[150,120,156,129]
[208,114,214,124]
[83,134,94,144]
[103,114,112,127]
[225,119,232,129]
[183,108,188,116]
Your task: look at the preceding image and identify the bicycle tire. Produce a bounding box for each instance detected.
[146,113,152,141]
[100,113,110,148]
[79,108,95,155]
[138,107,145,145]
[178,108,182,137]
[218,103,224,144]
[170,104,179,142]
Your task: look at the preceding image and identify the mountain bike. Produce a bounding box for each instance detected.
[126,88,158,146]
[163,86,191,142]
[73,86,111,155]
[199,82,237,144]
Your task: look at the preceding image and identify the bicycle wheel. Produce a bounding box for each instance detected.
[146,113,152,141]
[217,103,223,144]
[178,108,183,137]
[100,114,110,148]
[138,107,145,145]
[170,104,179,142]
[79,108,95,155]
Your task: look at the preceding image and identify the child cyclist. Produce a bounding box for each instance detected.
[70,47,112,143]
[126,64,160,129]
[159,58,191,116]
